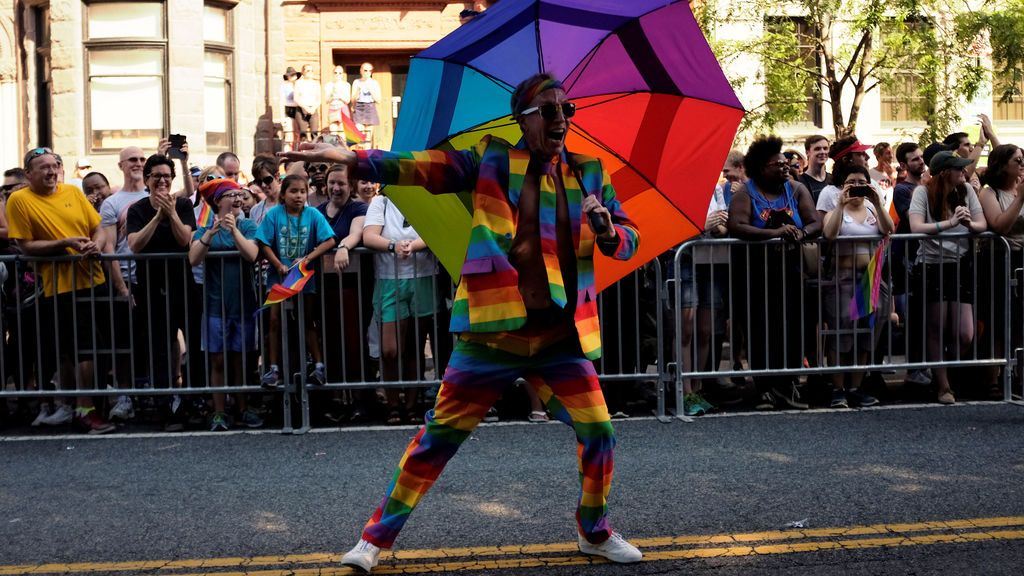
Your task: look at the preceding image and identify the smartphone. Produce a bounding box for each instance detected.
[849,185,873,198]
[168,134,187,160]
[319,134,341,146]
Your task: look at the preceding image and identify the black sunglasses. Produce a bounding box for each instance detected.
[520,102,576,120]
[258,175,276,187]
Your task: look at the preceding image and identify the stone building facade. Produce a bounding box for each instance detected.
[0,0,487,178]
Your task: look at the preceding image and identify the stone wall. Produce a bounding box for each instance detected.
[0,0,19,170]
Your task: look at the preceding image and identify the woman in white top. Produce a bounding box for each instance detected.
[363,194,438,424]
[822,165,894,408]
[325,66,352,133]
[977,144,1024,396]
[908,151,987,405]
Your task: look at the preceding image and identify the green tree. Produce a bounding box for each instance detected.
[694,0,1023,141]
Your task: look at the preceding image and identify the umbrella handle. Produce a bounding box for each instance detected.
[588,210,609,236]
[567,156,610,236]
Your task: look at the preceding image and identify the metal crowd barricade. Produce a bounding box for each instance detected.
[666,232,1017,420]
[300,249,663,429]
[0,245,670,433]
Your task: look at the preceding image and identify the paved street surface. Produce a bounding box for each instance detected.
[2,403,1024,575]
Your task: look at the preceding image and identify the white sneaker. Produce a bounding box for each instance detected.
[31,404,52,427]
[905,369,932,385]
[39,404,73,426]
[341,539,381,572]
[109,396,135,420]
[577,531,643,563]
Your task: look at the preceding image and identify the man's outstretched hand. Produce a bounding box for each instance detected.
[278,142,357,166]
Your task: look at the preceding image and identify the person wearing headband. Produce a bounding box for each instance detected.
[815,135,880,218]
[281,72,642,571]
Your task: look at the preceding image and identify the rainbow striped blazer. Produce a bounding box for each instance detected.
[355,135,640,360]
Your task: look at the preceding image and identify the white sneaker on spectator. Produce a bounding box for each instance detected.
[905,369,932,386]
[109,395,135,420]
[482,407,499,423]
[31,404,52,427]
[40,404,73,426]
[577,531,643,563]
[341,539,381,572]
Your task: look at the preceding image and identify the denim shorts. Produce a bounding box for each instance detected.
[202,316,258,353]
[665,258,696,309]
[695,263,729,309]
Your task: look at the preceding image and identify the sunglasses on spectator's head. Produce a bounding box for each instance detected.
[205,174,223,182]
[23,147,54,168]
[519,102,576,120]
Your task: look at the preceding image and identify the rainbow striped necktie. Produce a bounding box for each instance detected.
[540,159,567,308]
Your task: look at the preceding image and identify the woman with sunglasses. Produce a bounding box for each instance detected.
[282,72,643,571]
[908,151,987,405]
[977,144,1024,397]
[728,135,821,411]
[248,156,281,226]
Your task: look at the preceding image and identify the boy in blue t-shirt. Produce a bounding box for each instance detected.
[255,174,337,388]
[189,178,263,431]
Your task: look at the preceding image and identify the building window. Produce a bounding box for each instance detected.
[764,17,821,127]
[84,1,166,152]
[879,20,932,126]
[993,72,1024,123]
[204,51,232,151]
[87,1,163,39]
[204,3,234,152]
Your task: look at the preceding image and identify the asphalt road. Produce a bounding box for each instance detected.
[2,403,1024,575]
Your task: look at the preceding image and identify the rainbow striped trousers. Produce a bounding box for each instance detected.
[360,333,616,549]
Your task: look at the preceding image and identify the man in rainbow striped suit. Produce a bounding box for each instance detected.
[283,73,642,572]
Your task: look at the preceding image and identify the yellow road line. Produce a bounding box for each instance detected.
[3,517,1023,575]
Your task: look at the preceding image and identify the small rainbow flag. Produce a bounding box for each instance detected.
[340,113,366,146]
[849,236,890,324]
[258,260,315,311]
[197,201,215,228]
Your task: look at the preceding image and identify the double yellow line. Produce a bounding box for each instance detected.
[4,516,1023,575]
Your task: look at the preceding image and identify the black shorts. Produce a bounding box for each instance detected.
[911,259,975,303]
[38,286,111,375]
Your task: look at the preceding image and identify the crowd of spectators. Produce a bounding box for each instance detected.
[2,113,1021,434]
[674,114,1019,416]
[0,138,451,434]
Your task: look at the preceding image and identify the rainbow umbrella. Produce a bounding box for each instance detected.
[387,0,743,290]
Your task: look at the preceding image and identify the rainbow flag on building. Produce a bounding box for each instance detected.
[849,236,890,324]
[258,260,315,311]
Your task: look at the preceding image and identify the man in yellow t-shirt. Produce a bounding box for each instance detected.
[5,147,115,434]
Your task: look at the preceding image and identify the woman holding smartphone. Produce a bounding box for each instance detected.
[822,164,894,408]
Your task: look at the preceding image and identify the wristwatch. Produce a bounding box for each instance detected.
[387,241,396,253]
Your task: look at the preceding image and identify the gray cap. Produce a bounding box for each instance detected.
[928,150,973,175]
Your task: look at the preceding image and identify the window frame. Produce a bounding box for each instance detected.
[763,15,823,129]
[82,0,169,154]
[992,70,1024,124]
[203,2,235,153]
[877,18,934,128]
